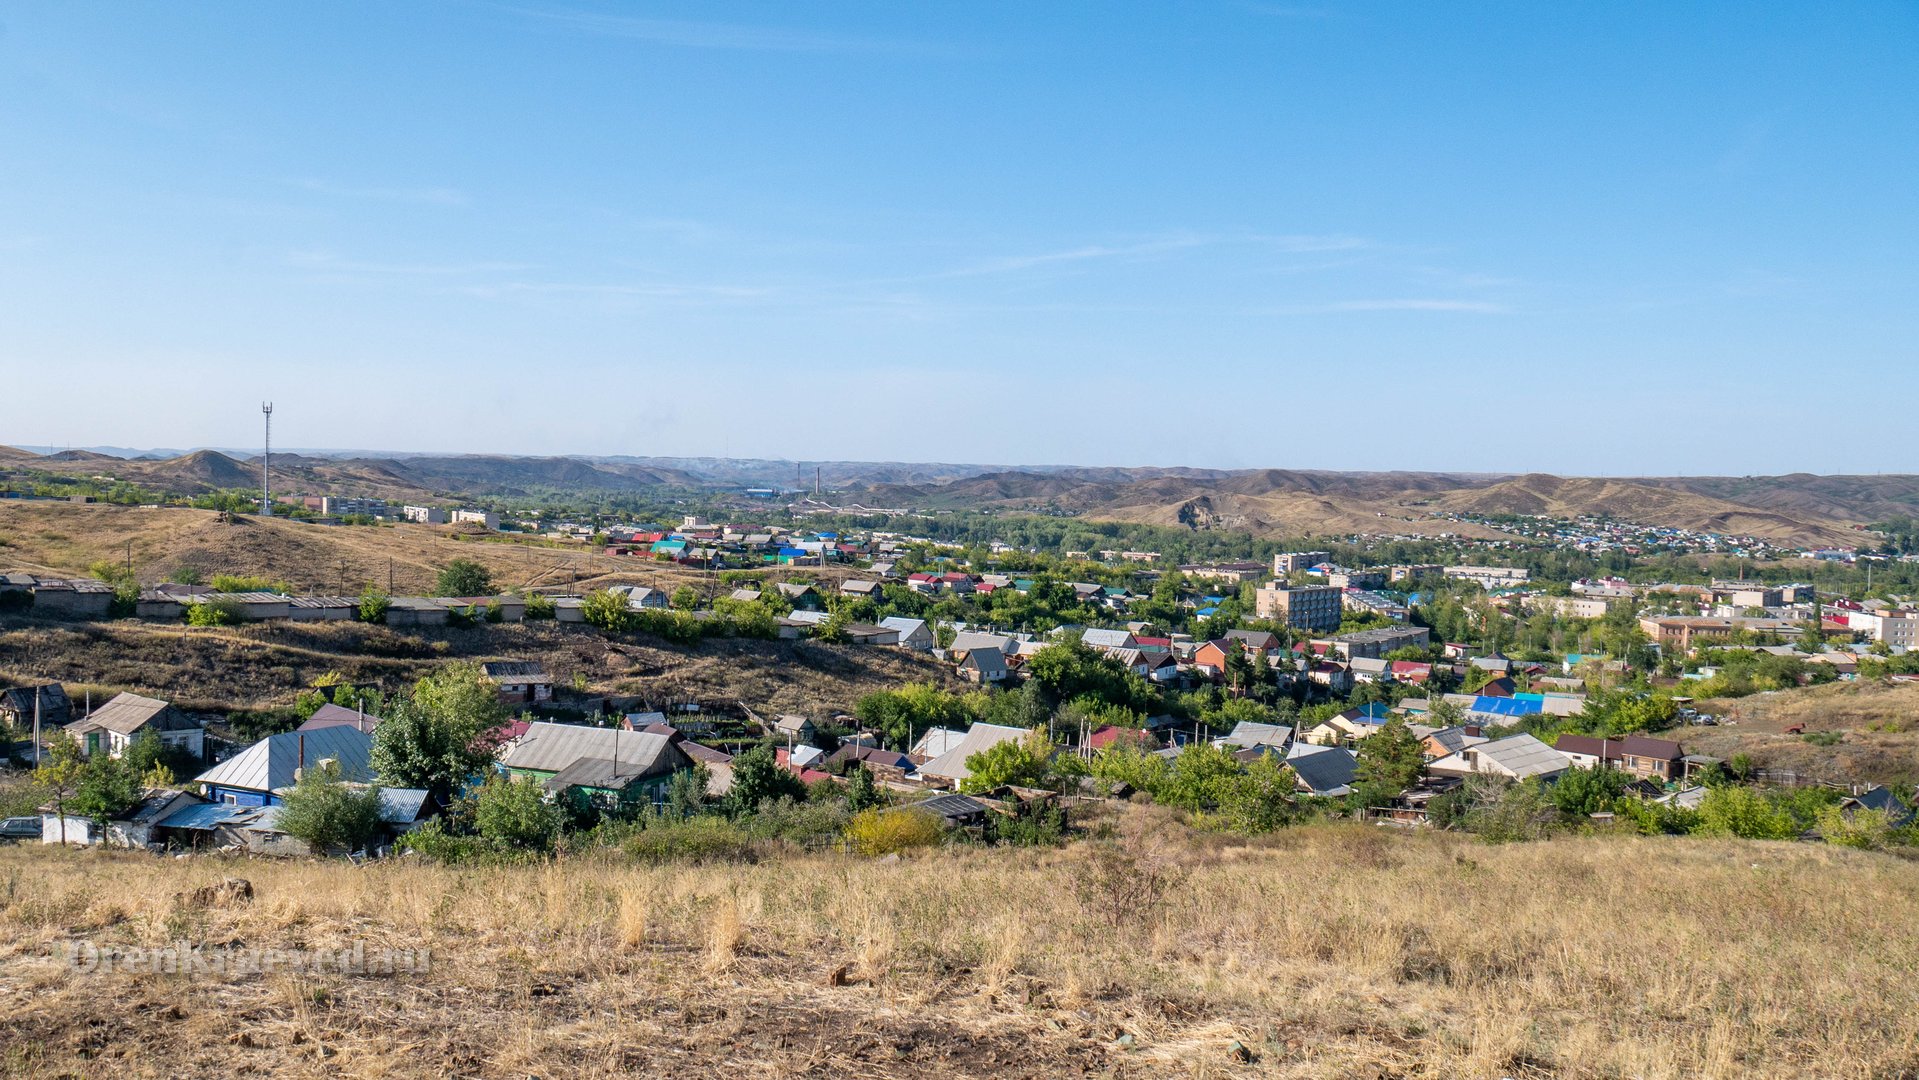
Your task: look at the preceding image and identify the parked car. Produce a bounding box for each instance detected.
[0,817,40,842]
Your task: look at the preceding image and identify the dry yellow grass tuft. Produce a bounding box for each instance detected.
[3,817,1918,1077]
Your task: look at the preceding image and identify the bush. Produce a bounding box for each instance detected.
[210,573,288,593]
[435,558,494,598]
[844,807,943,855]
[523,592,556,620]
[472,774,562,851]
[358,587,390,624]
[400,819,540,865]
[187,597,245,626]
[739,796,849,847]
[624,814,757,863]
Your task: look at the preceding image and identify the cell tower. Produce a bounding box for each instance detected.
[261,402,274,516]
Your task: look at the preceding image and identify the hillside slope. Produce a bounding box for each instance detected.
[4,827,1916,1078]
[0,502,697,595]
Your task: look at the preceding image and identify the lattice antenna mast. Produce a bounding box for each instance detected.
[261,402,274,516]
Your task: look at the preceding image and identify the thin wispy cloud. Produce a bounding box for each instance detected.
[936,232,1371,278]
[286,178,470,206]
[287,250,532,276]
[451,280,777,302]
[516,8,921,54]
[1318,298,1511,313]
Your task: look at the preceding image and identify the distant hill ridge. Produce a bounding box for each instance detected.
[0,444,1911,546]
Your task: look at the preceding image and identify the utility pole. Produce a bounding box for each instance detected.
[32,687,41,767]
[260,402,274,517]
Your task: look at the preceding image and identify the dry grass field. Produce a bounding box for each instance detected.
[3,817,1918,1079]
[1687,679,1919,786]
[0,502,793,596]
[0,616,961,718]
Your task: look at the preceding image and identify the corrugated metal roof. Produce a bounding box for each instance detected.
[156,802,255,830]
[498,722,677,776]
[192,725,374,794]
[919,723,1027,782]
[68,692,196,735]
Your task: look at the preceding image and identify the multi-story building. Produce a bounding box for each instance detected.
[1526,595,1612,620]
[320,496,388,518]
[1444,565,1532,588]
[1326,569,1386,590]
[1254,584,1342,632]
[451,509,500,530]
[1872,617,1919,652]
[1178,562,1266,584]
[1638,616,1735,652]
[1390,564,1444,583]
[1324,625,1431,660]
[402,505,450,524]
[1272,551,1331,577]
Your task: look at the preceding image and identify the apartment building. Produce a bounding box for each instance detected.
[320,496,388,518]
[1638,616,1735,651]
[1444,565,1532,588]
[402,505,449,524]
[1272,551,1331,577]
[451,509,500,529]
[1323,625,1431,661]
[1254,584,1343,632]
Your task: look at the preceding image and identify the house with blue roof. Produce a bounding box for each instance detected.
[191,725,375,807]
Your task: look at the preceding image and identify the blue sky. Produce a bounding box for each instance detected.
[1,2,1913,475]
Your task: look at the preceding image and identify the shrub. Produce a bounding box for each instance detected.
[187,597,245,626]
[435,558,493,598]
[1817,805,1891,850]
[844,807,943,855]
[210,573,286,593]
[358,587,390,624]
[624,815,757,863]
[472,774,562,851]
[523,592,556,620]
[739,796,849,847]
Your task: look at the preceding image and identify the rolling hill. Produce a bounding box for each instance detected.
[2,444,1912,546]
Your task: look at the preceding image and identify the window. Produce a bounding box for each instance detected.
[223,793,237,805]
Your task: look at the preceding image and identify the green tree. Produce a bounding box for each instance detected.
[1157,743,1248,812]
[725,744,807,813]
[1548,765,1630,819]
[1222,753,1298,833]
[664,764,712,819]
[371,663,508,803]
[122,729,196,786]
[1353,717,1426,796]
[472,773,562,850]
[33,734,91,842]
[844,764,882,811]
[276,761,387,853]
[855,682,973,750]
[435,558,494,598]
[523,592,557,620]
[351,583,389,623]
[580,588,634,632]
[959,729,1057,794]
[670,586,700,611]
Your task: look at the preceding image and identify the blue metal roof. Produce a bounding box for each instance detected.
[1466,696,1544,717]
[156,803,252,830]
